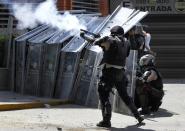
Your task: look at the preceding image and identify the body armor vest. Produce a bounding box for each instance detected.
[102,36,129,67]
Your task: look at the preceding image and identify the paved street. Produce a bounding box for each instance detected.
[0,80,185,131]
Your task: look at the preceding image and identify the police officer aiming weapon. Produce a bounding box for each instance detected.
[80,26,144,128]
[80,29,101,43]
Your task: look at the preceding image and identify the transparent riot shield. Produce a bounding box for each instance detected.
[54,17,104,100]
[112,50,138,115]
[24,28,58,96]
[54,32,93,100]
[126,50,138,99]
[13,25,48,94]
[38,31,73,98]
[38,14,96,98]
[74,45,103,107]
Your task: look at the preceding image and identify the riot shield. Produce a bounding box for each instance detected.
[24,28,58,96]
[12,12,92,94]
[112,50,138,115]
[13,25,48,94]
[38,31,73,98]
[54,17,103,100]
[74,45,103,107]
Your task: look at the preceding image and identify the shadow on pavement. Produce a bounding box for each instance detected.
[144,108,178,118]
[111,124,154,131]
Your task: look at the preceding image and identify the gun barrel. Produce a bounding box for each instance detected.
[80,29,100,38]
[80,29,88,33]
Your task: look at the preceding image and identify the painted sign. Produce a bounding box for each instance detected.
[122,0,185,14]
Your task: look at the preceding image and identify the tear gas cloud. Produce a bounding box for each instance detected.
[0,0,86,31]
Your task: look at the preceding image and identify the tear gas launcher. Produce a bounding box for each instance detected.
[80,29,101,43]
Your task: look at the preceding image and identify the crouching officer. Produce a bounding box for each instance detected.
[82,26,144,128]
[135,54,164,114]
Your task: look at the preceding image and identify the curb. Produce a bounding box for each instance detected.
[0,100,73,111]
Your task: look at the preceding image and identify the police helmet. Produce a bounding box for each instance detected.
[110,26,124,36]
[139,54,155,66]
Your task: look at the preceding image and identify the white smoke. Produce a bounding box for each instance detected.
[12,3,38,29]
[8,0,86,31]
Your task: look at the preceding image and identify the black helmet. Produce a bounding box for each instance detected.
[110,26,124,36]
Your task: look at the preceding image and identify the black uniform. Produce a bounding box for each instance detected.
[95,33,143,127]
[80,26,143,128]
[135,66,164,114]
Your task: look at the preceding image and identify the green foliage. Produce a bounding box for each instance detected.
[0,35,8,43]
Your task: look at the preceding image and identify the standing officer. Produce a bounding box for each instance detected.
[80,26,144,128]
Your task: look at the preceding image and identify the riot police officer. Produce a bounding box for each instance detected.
[126,23,145,59]
[89,26,144,128]
[135,54,164,114]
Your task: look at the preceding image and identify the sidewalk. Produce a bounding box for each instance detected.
[0,91,72,111]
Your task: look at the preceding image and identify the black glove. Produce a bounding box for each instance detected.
[80,31,85,37]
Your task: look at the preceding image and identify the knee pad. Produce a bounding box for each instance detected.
[98,81,112,93]
[98,82,106,93]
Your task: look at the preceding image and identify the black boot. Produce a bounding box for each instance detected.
[96,120,111,128]
[133,110,144,124]
[97,102,112,128]
[128,102,144,124]
[137,116,144,124]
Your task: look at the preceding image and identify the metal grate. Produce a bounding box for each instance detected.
[72,0,99,13]
[142,14,185,78]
